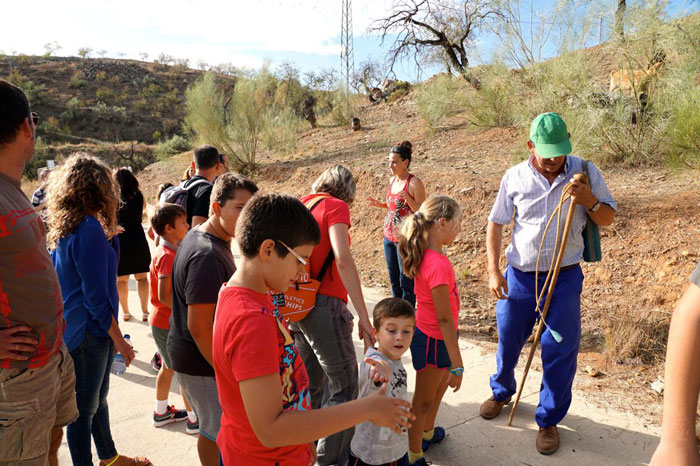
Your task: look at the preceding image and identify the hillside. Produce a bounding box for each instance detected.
[137,90,699,423]
[0,55,231,143]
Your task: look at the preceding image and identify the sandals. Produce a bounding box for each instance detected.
[99,454,151,466]
[142,312,149,322]
[122,313,132,321]
[422,426,446,452]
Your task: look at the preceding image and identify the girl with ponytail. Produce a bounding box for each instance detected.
[398,195,464,466]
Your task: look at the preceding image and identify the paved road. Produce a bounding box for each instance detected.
[57,282,660,465]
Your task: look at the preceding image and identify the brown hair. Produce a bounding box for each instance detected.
[398,195,461,278]
[372,297,415,330]
[236,193,321,258]
[209,173,259,216]
[151,203,186,236]
[46,153,119,248]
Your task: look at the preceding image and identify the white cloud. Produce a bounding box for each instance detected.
[2,0,395,66]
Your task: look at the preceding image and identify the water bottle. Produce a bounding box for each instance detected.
[111,353,126,375]
[110,334,131,375]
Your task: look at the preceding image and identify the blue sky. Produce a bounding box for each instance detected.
[2,0,698,84]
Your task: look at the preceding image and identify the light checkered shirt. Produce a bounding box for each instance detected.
[488,155,617,272]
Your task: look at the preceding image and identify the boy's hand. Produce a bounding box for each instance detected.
[447,372,463,392]
[365,357,391,385]
[366,384,415,434]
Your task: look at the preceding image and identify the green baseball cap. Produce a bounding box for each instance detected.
[529,112,572,158]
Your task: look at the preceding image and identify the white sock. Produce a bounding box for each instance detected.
[187,410,197,423]
[155,399,169,415]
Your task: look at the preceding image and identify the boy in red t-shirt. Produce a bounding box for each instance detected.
[147,203,198,433]
[212,193,415,466]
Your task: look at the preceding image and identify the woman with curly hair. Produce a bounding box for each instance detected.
[47,154,150,466]
[114,167,151,321]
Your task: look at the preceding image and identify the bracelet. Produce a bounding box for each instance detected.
[449,366,464,376]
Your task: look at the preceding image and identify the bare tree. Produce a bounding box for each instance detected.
[615,0,626,40]
[97,49,108,58]
[371,0,502,89]
[492,0,597,69]
[139,52,149,61]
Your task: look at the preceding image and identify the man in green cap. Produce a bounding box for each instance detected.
[479,112,616,454]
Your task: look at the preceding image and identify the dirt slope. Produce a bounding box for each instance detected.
[138,92,699,423]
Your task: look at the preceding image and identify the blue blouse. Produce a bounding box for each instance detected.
[51,216,120,352]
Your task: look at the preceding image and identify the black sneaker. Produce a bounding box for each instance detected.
[186,417,200,435]
[153,406,188,427]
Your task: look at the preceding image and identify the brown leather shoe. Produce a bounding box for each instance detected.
[479,396,511,420]
[536,425,559,455]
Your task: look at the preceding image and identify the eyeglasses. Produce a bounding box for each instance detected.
[31,112,40,126]
[276,240,307,266]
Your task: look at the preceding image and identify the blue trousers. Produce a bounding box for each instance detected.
[67,331,118,465]
[489,265,583,427]
[383,237,415,306]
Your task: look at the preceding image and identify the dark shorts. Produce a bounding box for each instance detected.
[349,450,408,466]
[410,327,451,372]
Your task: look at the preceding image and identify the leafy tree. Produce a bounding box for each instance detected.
[78,47,92,58]
[43,41,62,57]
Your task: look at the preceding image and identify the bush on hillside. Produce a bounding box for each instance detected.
[329,88,360,127]
[261,107,304,153]
[155,134,190,161]
[416,74,465,130]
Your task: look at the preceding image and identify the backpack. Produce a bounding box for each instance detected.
[272,194,334,322]
[159,178,211,209]
[581,160,602,262]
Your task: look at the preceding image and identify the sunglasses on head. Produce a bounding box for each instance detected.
[31,112,40,126]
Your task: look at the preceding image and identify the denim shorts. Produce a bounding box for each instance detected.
[409,327,451,372]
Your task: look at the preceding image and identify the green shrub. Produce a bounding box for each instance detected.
[462,64,517,127]
[92,102,127,121]
[155,134,190,160]
[261,107,303,153]
[386,88,409,104]
[329,88,359,127]
[184,71,263,172]
[67,97,81,109]
[416,74,465,130]
[96,87,115,101]
[68,71,87,89]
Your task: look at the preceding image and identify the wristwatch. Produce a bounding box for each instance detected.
[588,200,601,213]
[449,367,464,376]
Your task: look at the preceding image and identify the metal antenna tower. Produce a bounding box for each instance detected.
[340,0,355,102]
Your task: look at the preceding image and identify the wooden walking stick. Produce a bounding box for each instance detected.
[507,173,587,426]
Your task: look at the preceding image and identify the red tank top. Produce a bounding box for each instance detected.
[383,174,414,243]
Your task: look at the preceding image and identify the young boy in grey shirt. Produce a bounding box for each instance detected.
[350,298,415,466]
